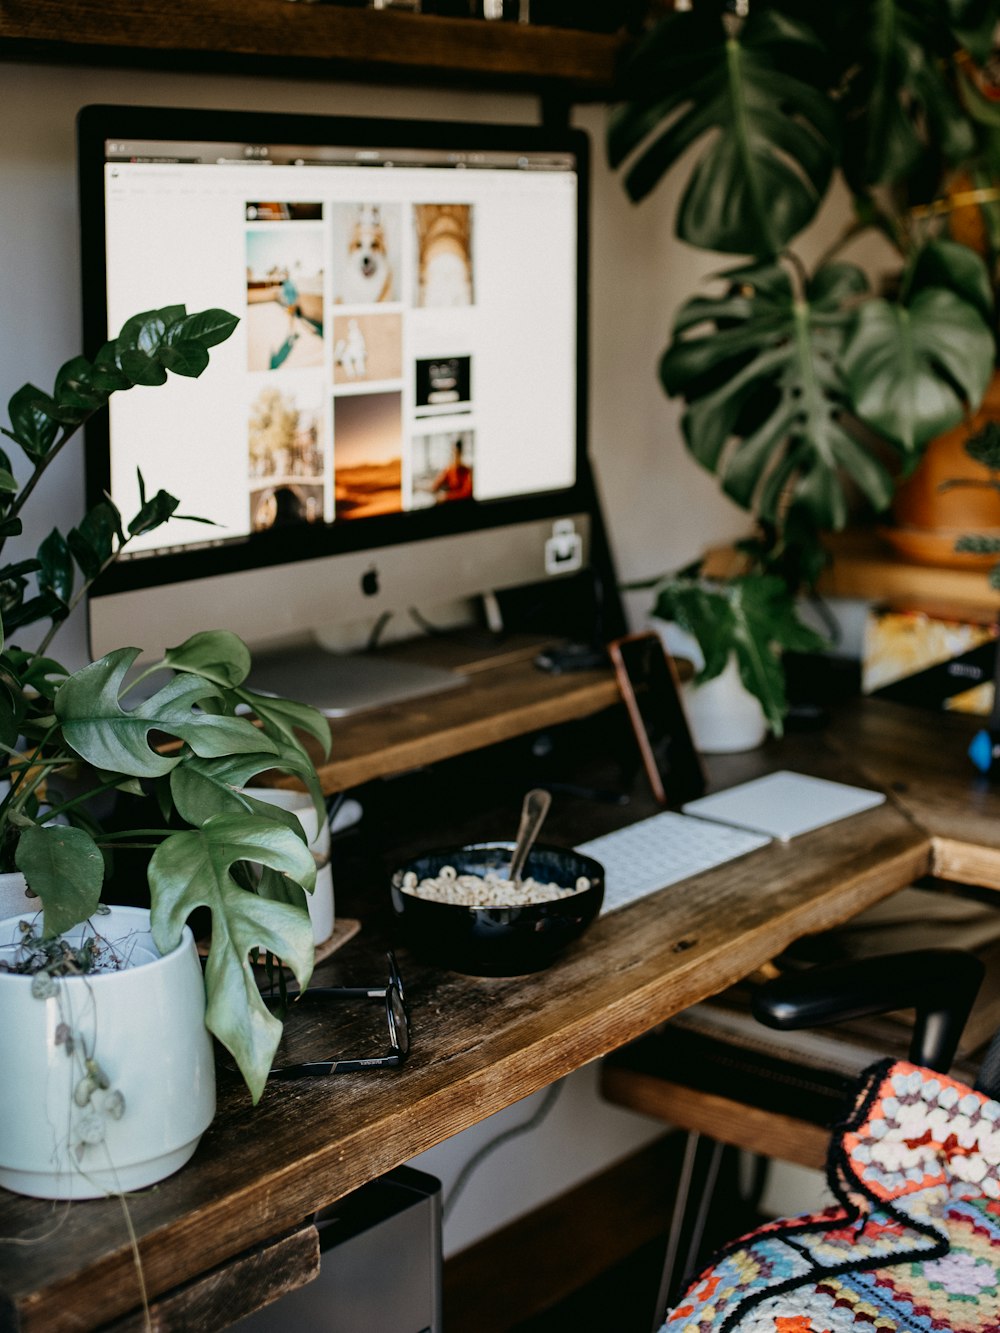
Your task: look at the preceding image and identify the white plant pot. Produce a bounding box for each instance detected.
[243,788,334,944]
[649,620,767,754]
[0,869,35,921]
[0,903,215,1200]
[683,656,768,754]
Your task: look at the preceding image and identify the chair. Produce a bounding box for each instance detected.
[603,880,1000,1319]
[651,947,1000,1332]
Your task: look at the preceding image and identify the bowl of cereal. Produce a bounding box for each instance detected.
[389,842,604,976]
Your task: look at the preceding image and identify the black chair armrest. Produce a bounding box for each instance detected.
[751,948,984,1073]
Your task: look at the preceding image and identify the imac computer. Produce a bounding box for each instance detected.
[78,105,607,713]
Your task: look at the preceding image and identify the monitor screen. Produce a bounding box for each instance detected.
[78,106,595,710]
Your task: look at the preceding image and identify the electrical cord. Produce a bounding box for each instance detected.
[442,1079,564,1224]
[365,611,393,653]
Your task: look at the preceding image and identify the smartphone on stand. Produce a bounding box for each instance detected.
[608,632,706,807]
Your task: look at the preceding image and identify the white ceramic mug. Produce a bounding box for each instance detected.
[243,788,334,944]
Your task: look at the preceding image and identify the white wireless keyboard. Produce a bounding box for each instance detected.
[576,812,772,915]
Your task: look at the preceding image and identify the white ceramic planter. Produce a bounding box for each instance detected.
[681,656,768,754]
[651,619,768,754]
[0,904,215,1200]
[0,869,35,921]
[244,788,334,944]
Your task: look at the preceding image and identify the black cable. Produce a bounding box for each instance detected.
[407,605,451,637]
[365,611,394,653]
[442,1080,564,1224]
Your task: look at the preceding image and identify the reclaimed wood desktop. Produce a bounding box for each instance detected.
[2,639,999,1331]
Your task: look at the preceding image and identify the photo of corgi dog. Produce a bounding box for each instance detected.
[339,204,395,304]
[415,204,474,307]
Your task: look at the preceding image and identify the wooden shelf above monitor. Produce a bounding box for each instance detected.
[0,1,627,94]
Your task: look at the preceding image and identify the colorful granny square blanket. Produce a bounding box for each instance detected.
[663,1059,1000,1332]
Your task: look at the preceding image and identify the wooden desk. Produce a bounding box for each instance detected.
[2,689,999,1331]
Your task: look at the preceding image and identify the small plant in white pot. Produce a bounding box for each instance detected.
[647,565,827,752]
[0,306,330,1199]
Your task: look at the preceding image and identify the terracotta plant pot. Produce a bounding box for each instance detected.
[885,372,1000,568]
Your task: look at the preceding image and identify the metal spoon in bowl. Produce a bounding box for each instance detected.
[507,787,553,886]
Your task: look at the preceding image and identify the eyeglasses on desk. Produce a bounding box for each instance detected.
[266,951,411,1080]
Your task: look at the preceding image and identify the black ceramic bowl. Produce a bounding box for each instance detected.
[389,842,605,977]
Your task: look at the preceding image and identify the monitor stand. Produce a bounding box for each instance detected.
[246,645,468,718]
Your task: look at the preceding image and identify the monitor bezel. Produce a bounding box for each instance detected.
[78,103,591,602]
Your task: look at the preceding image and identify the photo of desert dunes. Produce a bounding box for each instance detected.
[334,391,404,520]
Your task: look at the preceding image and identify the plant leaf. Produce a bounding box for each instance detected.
[67,500,124,581]
[169,752,310,832]
[5,384,60,460]
[837,0,978,188]
[652,573,827,735]
[148,814,315,1102]
[161,630,253,689]
[37,528,74,604]
[55,648,278,779]
[15,824,104,938]
[662,260,894,531]
[609,7,837,255]
[842,286,995,452]
[127,487,180,537]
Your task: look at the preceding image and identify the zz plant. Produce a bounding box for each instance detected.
[0,305,330,1103]
[609,0,1000,572]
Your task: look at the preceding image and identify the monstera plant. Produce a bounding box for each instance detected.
[0,305,330,1103]
[609,0,1000,579]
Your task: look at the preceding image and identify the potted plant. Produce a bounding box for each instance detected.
[641,561,827,751]
[608,0,1000,573]
[0,306,331,1198]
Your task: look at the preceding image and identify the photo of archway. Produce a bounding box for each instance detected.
[246,228,324,371]
[333,391,403,520]
[332,312,403,386]
[414,204,474,307]
[250,483,325,532]
[330,202,402,305]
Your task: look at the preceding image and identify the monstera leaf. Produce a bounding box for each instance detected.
[662,261,895,531]
[608,6,837,255]
[149,814,317,1103]
[169,751,318,831]
[161,629,253,690]
[55,648,277,778]
[842,239,995,455]
[652,574,827,735]
[836,0,987,188]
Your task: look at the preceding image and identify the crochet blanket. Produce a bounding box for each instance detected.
[664,1059,1000,1333]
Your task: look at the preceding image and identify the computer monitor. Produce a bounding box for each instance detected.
[78,105,602,713]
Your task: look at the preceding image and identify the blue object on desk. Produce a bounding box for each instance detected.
[970,729,999,775]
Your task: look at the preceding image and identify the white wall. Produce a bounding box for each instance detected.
[0,59,764,1259]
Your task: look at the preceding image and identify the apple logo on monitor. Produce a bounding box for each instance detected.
[362,566,380,597]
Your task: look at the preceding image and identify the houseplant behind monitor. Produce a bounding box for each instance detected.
[0,305,331,1198]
